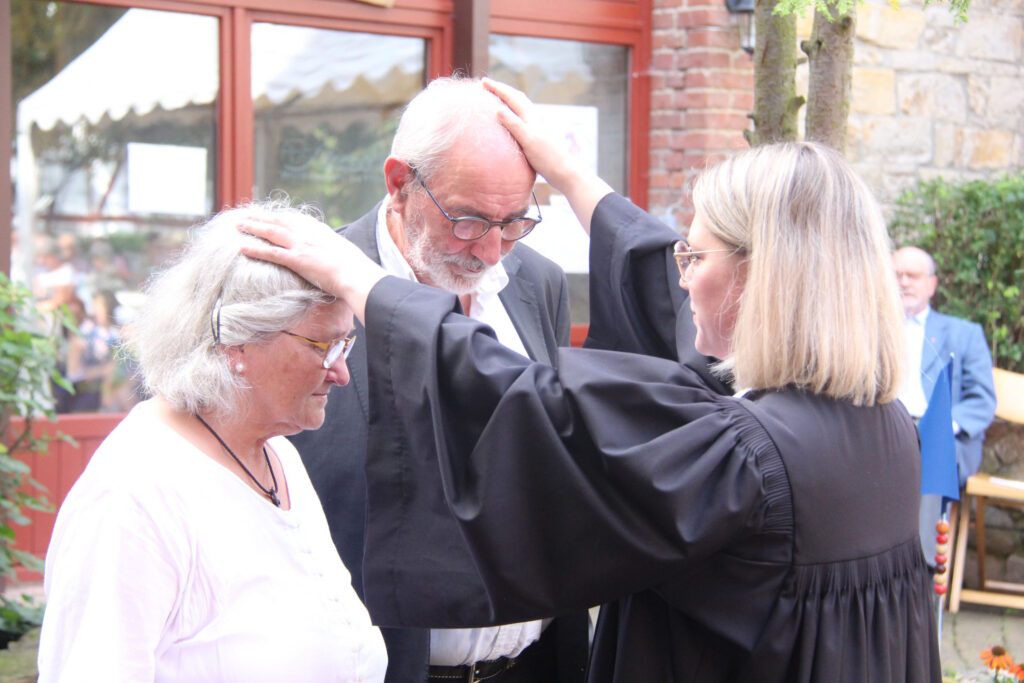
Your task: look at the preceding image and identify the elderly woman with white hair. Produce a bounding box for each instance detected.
[240,80,942,683]
[37,203,387,682]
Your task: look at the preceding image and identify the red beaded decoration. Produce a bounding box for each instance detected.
[933,520,951,595]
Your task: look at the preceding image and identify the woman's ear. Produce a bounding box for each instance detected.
[224,345,245,373]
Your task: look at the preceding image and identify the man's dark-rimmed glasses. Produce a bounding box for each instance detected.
[412,167,542,242]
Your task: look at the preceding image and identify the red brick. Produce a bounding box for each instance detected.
[652,11,677,30]
[651,52,676,71]
[655,31,687,50]
[679,89,735,109]
[651,173,673,190]
[721,70,754,90]
[682,152,717,169]
[684,71,723,89]
[666,72,686,89]
[688,27,739,49]
[665,151,686,170]
[685,111,753,130]
[678,50,733,70]
[669,172,691,189]
[679,131,729,149]
[651,112,685,129]
[683,69,754,93]
[731,91,754,110]
[677,7,731,28]
[651,92,674,110]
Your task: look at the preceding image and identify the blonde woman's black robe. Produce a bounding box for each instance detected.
[361,193,942,683]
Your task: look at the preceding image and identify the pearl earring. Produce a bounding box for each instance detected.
[234,363,245,373]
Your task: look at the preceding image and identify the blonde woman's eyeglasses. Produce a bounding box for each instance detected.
[672,240,734,284]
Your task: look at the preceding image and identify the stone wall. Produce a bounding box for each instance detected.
[648,0,1024,223]
[837,0,1024,211]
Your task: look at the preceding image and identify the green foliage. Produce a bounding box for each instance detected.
[0,595,44,649]
[11,0,125,105]
[891,174,1024,373]
[0,273,72,583]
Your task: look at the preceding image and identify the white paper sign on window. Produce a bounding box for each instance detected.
[535,104,599,179]
[127,142,208,216]
[519,104,598,274]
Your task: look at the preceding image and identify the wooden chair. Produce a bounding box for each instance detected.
[948,368,1024,612]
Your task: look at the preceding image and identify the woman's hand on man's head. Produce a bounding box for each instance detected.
[238,218,386,324]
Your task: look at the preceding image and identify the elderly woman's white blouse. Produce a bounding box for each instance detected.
[37,399,387,682]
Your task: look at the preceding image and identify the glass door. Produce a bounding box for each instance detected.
[11,2,219,412]
[490,35,630,322]
[251,23,427,226]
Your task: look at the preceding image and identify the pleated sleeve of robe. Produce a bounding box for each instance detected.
[362,193,942,683]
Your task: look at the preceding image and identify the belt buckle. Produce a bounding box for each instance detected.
[469,656,514,683]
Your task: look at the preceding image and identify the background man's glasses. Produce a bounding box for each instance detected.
[282,331,357,369]
[412,167,542,242]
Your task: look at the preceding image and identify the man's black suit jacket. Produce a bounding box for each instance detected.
[289,203,586,683]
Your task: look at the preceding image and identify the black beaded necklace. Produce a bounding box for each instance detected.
[195,414,281,507]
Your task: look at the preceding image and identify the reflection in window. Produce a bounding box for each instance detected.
[251,25,426,226]
[490,35,630,323]
[11,4,219,412]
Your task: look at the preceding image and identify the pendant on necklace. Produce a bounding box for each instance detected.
[270,491,281,507]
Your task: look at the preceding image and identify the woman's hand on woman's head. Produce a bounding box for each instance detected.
[483,78,613,234]
[238,218,385,323]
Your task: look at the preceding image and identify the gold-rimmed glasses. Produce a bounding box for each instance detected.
[672,240,735,284]
[281,331,357,369]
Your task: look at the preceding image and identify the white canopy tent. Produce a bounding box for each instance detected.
[14,7,423,271]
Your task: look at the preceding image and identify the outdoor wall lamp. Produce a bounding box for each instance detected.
[725,0,756,55]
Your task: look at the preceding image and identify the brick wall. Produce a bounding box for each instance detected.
[649,0,753,232]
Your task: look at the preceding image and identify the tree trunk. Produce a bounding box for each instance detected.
[802,6,856,152]
[746,0,803,146]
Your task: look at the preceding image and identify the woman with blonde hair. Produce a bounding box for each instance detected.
[240,81,940,683]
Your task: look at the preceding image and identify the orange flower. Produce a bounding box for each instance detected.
[982,645,1015,672]
[1010,663,1024,681]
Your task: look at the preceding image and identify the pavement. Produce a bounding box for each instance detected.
[939,603,1024,681]
[4,583,1023,681]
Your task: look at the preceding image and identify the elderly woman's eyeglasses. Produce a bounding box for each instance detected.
[282,331,357,369]
[673,240,735,283]
[412,167,542,242]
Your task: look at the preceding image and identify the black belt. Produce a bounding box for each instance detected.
[427,655,517,682]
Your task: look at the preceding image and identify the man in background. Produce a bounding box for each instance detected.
[894,246,997,557]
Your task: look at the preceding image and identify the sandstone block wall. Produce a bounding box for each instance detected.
[648,0,1024,224]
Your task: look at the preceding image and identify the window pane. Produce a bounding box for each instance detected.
[11,3,219,413]
[251,24,426,227]
[490,36,630,324]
